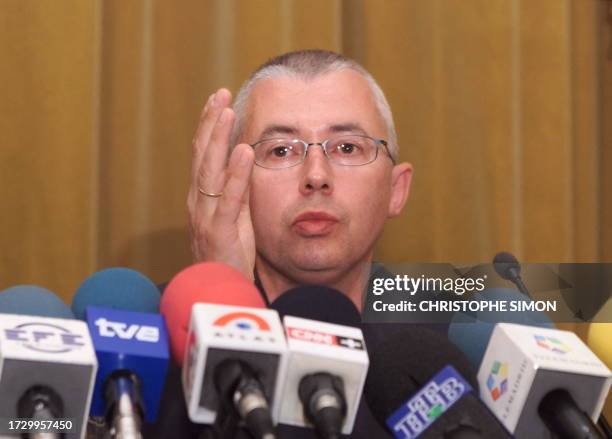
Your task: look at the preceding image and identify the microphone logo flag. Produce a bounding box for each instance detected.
[486,360,509,401]
[183,304,287,424]
[533,334,571,354]
[4,322,85,353]
[85,307,170,421]
[386,365,472,439]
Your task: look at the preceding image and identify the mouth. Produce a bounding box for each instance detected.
[292,211,340,237]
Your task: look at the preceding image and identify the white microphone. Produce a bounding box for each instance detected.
[0,313,98,439]
[277,316,369,438]
[182,303,288,439]
[478,322,611,438]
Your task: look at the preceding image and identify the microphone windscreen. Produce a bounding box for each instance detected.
[160,262,265,364]
[0,285,74,319]
[72,267,160,320]
[448,288,555,367]
[270,285,361,327]
[364,326,477,427]
[493,251,520,280]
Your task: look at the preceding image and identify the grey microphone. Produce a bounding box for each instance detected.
[0,286,98,439]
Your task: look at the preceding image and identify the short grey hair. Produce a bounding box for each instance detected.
[231,49,399,161]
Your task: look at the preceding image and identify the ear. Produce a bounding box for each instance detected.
[388,162,413,217]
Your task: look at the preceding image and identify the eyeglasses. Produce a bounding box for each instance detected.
[250,135,395,169]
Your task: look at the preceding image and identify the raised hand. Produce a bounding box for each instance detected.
[187,89,256,280]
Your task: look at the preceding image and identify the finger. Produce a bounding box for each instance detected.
[193,107,236,223]
[191,88,232,181]
[187,94,213,204]
[213,144,254,226]
[192,88,232,152]
[198,105,235,190]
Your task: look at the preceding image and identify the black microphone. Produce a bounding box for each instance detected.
[270,285,368,439]
[364,326,512,438]
[270,285,361,327]
[539,389,606,439]
[493,251,531,298]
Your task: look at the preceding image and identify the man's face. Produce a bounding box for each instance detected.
[242,69,409,284]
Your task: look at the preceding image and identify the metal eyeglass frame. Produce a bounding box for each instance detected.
[249,134,396,169]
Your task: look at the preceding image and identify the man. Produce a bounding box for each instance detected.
[187,49,412,311]
[148,50,413,439]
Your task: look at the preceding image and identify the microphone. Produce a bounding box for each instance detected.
[448,287,555,367]
[160,262,267,364]
[493,252,531,297]
[270,284,361,326]
[0,286,98,439]
[270,286,368,438]
[72,267,160,321]
[588,298,612,436]
[160,262,283,439]
[0,285,76,319]
[364,326,512,438]
[72,268,170,438]
[478,322,611,438]
[588,320,612,370]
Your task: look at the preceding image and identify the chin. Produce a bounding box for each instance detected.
[288,267,345,286]
[286,252,349,281]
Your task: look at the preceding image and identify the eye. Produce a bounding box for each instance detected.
[337,142,360,154]
[271,146,289,157]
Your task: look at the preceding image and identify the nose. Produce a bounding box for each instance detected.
[299,143,334,196]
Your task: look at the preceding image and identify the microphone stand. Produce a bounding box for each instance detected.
[214,359,276,439]
[18,385,64,439]
[105,372,143,439]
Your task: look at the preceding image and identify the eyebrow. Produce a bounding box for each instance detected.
[258,122,369,140]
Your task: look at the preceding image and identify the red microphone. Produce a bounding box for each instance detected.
[160,262,285,439]
[160,262,265,364]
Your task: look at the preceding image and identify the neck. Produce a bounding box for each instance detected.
[255,256,372,312]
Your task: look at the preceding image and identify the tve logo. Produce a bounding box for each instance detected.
[386,366,471,439]
[95,317,159,342]
[4,322,84,353]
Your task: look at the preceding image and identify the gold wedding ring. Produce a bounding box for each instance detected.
[198,187,223,198]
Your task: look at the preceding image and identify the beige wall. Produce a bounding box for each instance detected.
[0,0,101,298]
[2,0,609,293]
